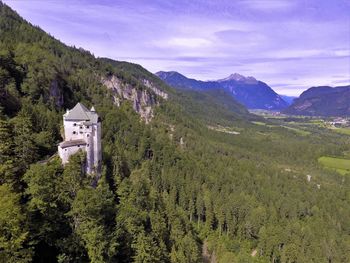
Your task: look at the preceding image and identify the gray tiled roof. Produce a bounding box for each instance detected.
[65,103,99,122]
[59,139,87,149]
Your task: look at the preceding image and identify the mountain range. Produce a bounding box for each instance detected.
[156,71,289,110]
[284,85,350,116]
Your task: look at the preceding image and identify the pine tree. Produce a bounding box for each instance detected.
[12,115,37,171]
[0,184,33,262]
[0,118,15,184]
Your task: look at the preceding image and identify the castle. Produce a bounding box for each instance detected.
[58,103,102,174]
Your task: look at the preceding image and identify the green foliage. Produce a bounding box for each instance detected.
[11,114,38,171]
[0,184,32,262]
[0,118,15,184]
[131,231,163,263]
[318,156,350,175]
[69,182,116,263]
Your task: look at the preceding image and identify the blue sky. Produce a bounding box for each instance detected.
[4,0,350,95]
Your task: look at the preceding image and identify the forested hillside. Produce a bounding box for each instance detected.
[284,85,350,116]
[1,3,350,263]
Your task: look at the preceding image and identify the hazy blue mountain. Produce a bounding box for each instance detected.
[156,71,288,110]
[279,95,297,105]
[284,85,350,116]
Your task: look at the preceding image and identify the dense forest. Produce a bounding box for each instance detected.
[1,3,350,263]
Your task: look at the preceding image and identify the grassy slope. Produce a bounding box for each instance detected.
[318,156,350,175]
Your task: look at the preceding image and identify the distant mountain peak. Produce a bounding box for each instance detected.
[156,71,185,79]
[225,73,246,81]
[157,70,288,110]
[218,73,257,84]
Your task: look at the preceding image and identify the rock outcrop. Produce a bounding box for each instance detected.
[49,79,64,108]
[102,75,168,123]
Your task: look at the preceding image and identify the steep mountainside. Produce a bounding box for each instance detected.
[156,71,288,110]
[284,85,350,116]
[101,61,252,123]
[0,1,172,123]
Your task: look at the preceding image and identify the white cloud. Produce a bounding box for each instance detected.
[241,0,296,11]
[156,37,213,48]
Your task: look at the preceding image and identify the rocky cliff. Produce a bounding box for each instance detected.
[102,75,168,123]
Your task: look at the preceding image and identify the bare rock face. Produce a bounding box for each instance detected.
[142,79,168,100]
[49,79,64,108]
[101,75,168,123]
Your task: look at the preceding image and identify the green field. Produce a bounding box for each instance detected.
[281,126,311,136]
[252,121,266,126]
[332,127,350,136]
[252,121,311,136]
[318,156,350,175]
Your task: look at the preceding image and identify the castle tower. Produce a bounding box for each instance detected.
[58,103,102,174]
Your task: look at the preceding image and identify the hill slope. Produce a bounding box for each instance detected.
[100,59,252,124]
[156,71,288,110]
[284,85,350,116]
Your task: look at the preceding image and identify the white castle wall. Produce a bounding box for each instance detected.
[58,144,87,164]
[93,122,102,170]
[58,108,102,175]
[63,120,93,141]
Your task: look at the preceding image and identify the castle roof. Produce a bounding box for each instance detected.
[59,139,87,149]
[64,102,99,122]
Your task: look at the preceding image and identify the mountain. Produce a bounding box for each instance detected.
[99,60,252,124]
[1,3,350,263]
[279,95,297,105]
[156,71,289,110]
[284,85,350,116]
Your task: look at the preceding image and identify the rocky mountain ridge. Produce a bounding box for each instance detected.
[156,71,288,110]
[217,73,258,84]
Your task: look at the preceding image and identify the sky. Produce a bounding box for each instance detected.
[3,0,350,96]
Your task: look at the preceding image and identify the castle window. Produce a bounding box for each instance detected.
[73,123,77,126]
[80,131,83,134]
[87,134,89,137]
[73,131,76,134]
[65,149,67,151]
[80,126,83,129]
[86,126,90,129]
[78,145,80,147]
